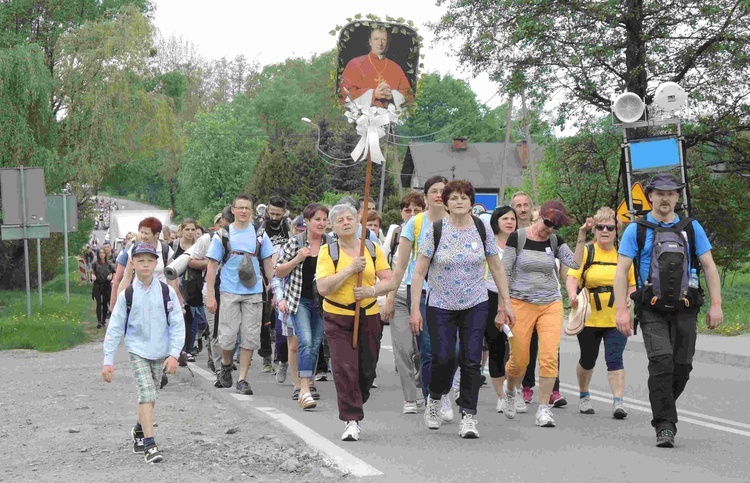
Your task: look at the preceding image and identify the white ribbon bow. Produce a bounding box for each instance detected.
[345,93,401,165]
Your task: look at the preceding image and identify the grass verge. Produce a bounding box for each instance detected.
[0,259,100,352]
[697,270,750,335]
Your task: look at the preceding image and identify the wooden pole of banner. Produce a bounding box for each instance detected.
[352,152,374,349]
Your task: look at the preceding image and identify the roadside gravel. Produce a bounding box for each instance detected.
[0,341,345,482]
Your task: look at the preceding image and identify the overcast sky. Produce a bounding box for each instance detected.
[151,0,502,107]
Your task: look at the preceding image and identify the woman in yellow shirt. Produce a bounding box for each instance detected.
[566,207,636,419]
[316,203,392,442]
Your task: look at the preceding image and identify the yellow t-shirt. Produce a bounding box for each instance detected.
[316,242,390,316]
[567,243,636,328]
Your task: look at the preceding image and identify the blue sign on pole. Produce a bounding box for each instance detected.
[473,193,499,215]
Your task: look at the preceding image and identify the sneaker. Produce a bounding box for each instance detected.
[535,407,556,427]
[579,396,595,414]
[341,421,360,441]
[315,371,328,382]
[231,362,237,371]
[416,397,425,409]
[424,396,442,430]
[656,429,675,448]
[186,353,195,363]
[514,390,528,413]
[480,375,487,386]
[213,372,222,388]
[219,363,233,388]
[613,400,628,420]
[453,386,460,405]
[143,444,163,464]
[403,401,418,414]
[549,391,567,408]
[371,380,378,389]
[440,394,454,422]
[502,381,516,419]
[497,397,508,413]
[275,362,288,384]
[522,386,533,404]
[131,427,145,454]
[459,413,479,439]
[261,357,273,373]
[291,388,300,400]
[236,379,253,395]
[310,385,320,400]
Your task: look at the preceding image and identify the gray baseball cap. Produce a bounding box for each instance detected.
[645,173,685,194]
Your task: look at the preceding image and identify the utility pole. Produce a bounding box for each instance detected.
[521,90,538,203]
[498,96,514,205]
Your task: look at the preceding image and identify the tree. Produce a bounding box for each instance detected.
[432,0,750,173]
[176,94,266,221]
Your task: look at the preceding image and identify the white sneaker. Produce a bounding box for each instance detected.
[535,407,556,427]
[497,397,507,413]
[424,396,442,430]
[459,413,479,439]
[453,386,461,405]
[514,390,528,413]
[440,394,454,422]
[502,381,516,419]
[416,397,425,409]
[579,396,595,414]
[403,401,418,414]
[341,420,360,441]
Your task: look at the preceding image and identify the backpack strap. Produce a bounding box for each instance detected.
[471,215,488,252]
[431,219,443,260]
[580,243,596,289]
[160,241,170,264]
[329,236,376,271]
[388,225,402,265]
[124,282,171,336]
[549,233,559,257]
[412,213,425,260]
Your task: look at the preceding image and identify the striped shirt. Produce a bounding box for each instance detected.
[502,231,579,305]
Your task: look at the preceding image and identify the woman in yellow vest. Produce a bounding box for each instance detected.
[566,207,636,419]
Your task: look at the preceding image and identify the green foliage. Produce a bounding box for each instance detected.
[697,270,750,335]
[319,191,355,207]
[176,94,266,219]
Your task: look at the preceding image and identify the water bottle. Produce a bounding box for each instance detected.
[688,268,699,289]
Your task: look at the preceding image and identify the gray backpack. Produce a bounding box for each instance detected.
[634,217,694,311]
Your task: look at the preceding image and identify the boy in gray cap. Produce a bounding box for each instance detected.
[614,173,723,448]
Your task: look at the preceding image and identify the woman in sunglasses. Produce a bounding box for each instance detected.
[501,200,586,427]
[566,207,636,419]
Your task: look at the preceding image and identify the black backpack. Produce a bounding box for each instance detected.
[124,281,172,335]
[579,243,618,311]
[633,217,702,311]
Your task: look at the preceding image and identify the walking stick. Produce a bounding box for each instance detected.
[352,152,373,349]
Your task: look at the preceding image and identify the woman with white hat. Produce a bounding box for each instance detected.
[566,207,636,419]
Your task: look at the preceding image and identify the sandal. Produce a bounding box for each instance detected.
[298,392,317,410]
[291,388,300,400]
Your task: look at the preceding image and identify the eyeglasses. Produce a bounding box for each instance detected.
[233,206,252,211]
[595,224,616,232]
[542,218,561,230]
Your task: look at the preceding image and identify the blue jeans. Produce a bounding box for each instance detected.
[426,301,488,415]
[406,287,432,400]
[189,306,207,352]
[292,297,325,378]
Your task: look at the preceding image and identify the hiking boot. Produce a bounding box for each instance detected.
[315,371,328,382]
[131,427,145,454]
[310,385,320,400]
[549,391,567,408]
[341,421,360,441]
[275,362,288,384]
[143,444,163,464]
[522,386,533,404]
[219,363,233,388]
[502,381,516,419]
[403,401,418,414]
[440,394,454,422]
[236,379,253,395]
[613,400,628,419]
[656,429,675,448]
[535,407,556,427]
[424,396,442,430]
[459,413,479,439]
[579,396,595,414]
[261,357,273,373]
[291,388,300,400]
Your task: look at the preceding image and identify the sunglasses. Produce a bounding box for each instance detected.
[542,218,561,230]
[596,224,616,232]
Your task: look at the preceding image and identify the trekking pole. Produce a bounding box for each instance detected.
[352,152,373,349]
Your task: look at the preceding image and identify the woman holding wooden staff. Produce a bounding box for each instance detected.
[316,203,392,442]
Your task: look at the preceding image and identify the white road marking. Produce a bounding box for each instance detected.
[556,382,750,437]
[255,406,383,477]
[381,345,393,351]
[188,362,215,381]
[230,393,254,402]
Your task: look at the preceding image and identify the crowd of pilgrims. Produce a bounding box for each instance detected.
[96,177,636,442]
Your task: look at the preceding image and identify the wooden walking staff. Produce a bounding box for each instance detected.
[352,152,373,349]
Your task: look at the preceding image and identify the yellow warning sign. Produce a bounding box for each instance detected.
[617,182,652,223]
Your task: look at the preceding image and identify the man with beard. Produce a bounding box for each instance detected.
[257,196,292,373]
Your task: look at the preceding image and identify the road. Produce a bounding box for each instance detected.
[91,197,167,245]
[181,305,750,482]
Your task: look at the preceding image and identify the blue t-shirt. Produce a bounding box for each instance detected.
[618,212,712,285]
[206,224,275,295]
[400,213,431,287]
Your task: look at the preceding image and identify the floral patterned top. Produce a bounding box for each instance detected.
[419,218,499,311]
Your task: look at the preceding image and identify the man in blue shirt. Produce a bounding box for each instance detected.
[614,173,723,448]
[206,195,276,395]
[101,243,185,464]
